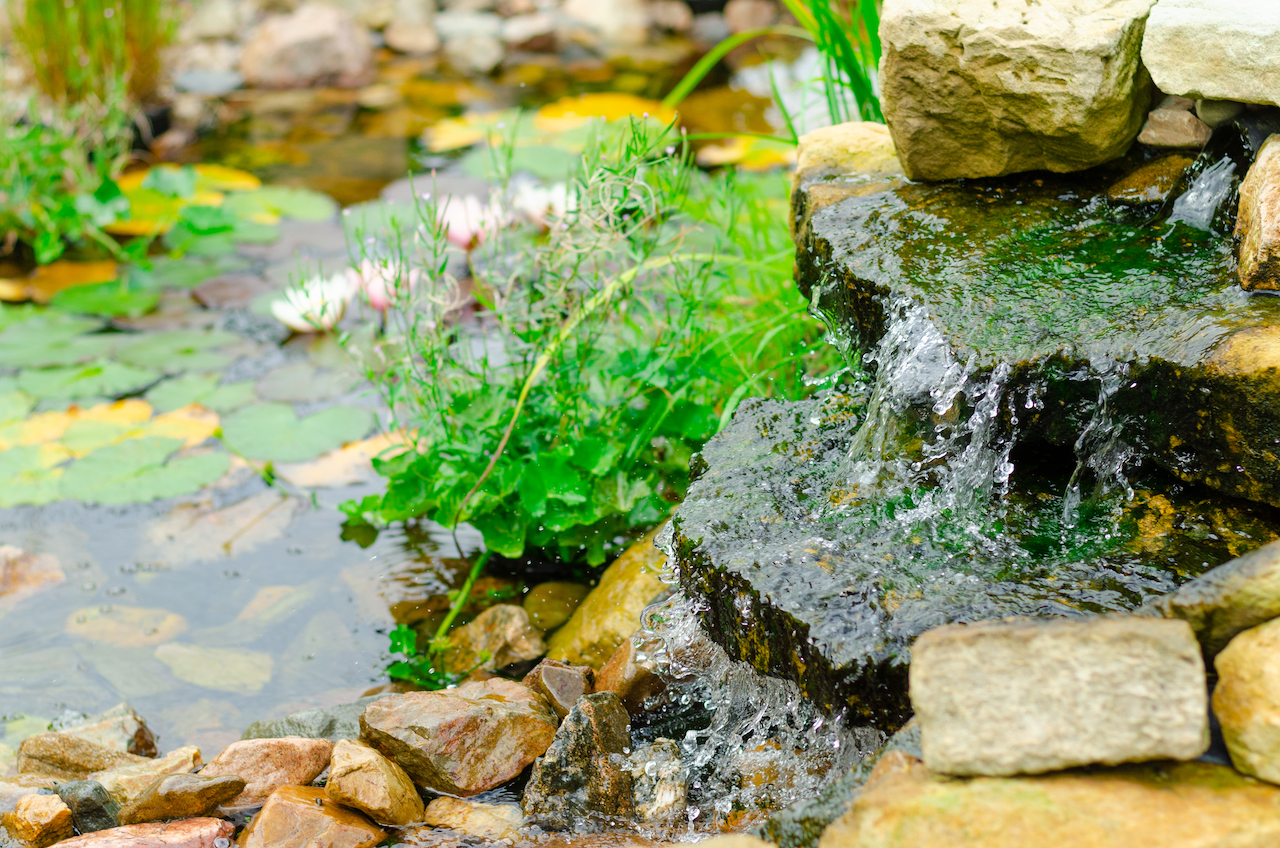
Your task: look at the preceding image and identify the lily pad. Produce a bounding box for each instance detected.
[254,186,338,222]
[18,361,161,399]
[218,402,372,462]
[0,391,35,424]
[145,373,256,413]
[0,445,65,506]
[59,436,230,504]
[143,256,251,290]
[0,313,104,345]
[0,333,121,368]
[49,282,161,318]
[115,330,241,373]
[255,361,357,402]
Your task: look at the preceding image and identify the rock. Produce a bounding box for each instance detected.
[1,793,74,848]
[878,0,1154,180]
[443,604,546,675]
[1136,107,1213,148]
[65,606,187,648]
[722,0,776,33]
[1148,538,1280,659]
[241,696,392,741]
[1106,154,1195,206]
[56,704,158,759]
[57,780,120,834]
[1141,0,1280,108]
[816,752,1280,848]
[794,122,903,186]
[697,837,773,848]
[90,746,203,807]
[546,527,668,669]
[629,738,686,823]
[420,797,522,843]
[910,617,1208,776]
[690,11,729,45]
[522,692,635,830]
[561,0,649,46]
[645,0,691,32]
[180,0,246,40]
[1196,99,1247,129]
[1212,616,1280,784]
[51,817,234,847]
[384,0,440,54]
[324,740,423,826]
[153,643,273,695]
[238,785,385,848]
[1237,135,1280,291]
[500,13,556,49]
[523,582,590,632]
[17,735,147,781]
[593,636,664,715]
[117,774,246,825]
[359,679,558,796]
[191,274,270,309]
[198,737,333,808]
[434,12,504,74]
[0,546,63,613]
[0,781,53,816]
[238,3,375,89]
[521,659,594,720]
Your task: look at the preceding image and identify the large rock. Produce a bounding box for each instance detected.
[910,617,1208,776]
[1237,135,1280,291]
[17,735,147,781]
[522,692,635,830]
[238,3,375,89]
[324,739,424,826]
[878,0,1155,180]
[240,696,392,741]
[1213,616,1280,784]
[816,752,1280,848]
[593,636,664,715]
[47,817,233,848]
[197,737,333,808]
[1141,0,1280,108]
[117,774,246,825]
[57,704,157,759]
[237,786,385,848]
[359,680,558,796]
[1,793,74,848]
[90,746,202,807]
[57,781,120,834]
[546,527,669,669]
[443,604,546,675]
[1147,538,1280,659]
[523,582,589,632]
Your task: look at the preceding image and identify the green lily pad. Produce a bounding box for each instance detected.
[145,373,257,414]
[60,436,230,504]
[233,186,338,222]
[115,330,242,373]
[0,303,42,331]
[219,402,372,462]
[0,445,64,507]
[255,361,358,403]
[17,361,160,399]
[0,333,121,368]
[0,313,105,345]
[49,282,161,318]
[143,256,251,290]
[61,419,137,455]
[0,391,35,424]
[231,220,280,244]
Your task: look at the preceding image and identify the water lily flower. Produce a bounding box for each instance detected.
[347,258,422,311]
[270,273,356,333]
[510,181,577,229]
[437,194,506,250]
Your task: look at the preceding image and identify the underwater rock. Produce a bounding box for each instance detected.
[324,740,424,826]
[90,746,203,807]
[522,692,635,830]
[522,659,595,720]
[359,680,557,796]
[816,752,1280,848]
[1145,538,1280,659]
[419,797,522,843]
[240,695,393,742]
[17,735,147,781]
[1236,135,1280,291]
[239,3,375,90]
[546,527,669,669]
[1141,0,1280,109]
[629,738,686,823]
[55,704,158,759]
[910,617,1208,776]
[237,786,384,848]
[1212,616,1280,784]
[878,0,1153,180]
[117,774,246,825]
[523,582,590,631]
[1106,154,1195,207]
[50,817,233,847]
[198,736,333,808]
[443,604,547,675]
[0,546,64,613]
[1,793,74,848]
[57,780,121,834]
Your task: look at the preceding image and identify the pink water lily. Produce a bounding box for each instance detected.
[347,258,423,311]
[437,194,506,250]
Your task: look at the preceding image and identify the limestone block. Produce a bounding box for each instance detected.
[1237,136,1280,291]
[1141,0,1280,108]
[238,3,375,89]
[1213,616,1280,784]
[910,616,1209,776]
[90,746,202,807]
[879,0,1155,180]
[1,793,74,848]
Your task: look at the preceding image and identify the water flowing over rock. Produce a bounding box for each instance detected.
[197,737,333,808]
[48,817,233,848]
[910,617,1208,776]
[878,0,1154,180]
[237,786,385,848]
[1141,0,1280,108]
[117,774,246,825]
[628,738,687,823]
[1212,616,1280,785]
[419,797,522,843]
[324,739,424,826]
[1236,135,1280,291]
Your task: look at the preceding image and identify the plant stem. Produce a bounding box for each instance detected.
[431,549,493,654]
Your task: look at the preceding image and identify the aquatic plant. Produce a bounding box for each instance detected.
[271,273,356,332]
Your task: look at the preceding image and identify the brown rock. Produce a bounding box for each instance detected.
[420,797,522,843]
[546,528,669,669]
[90,746,202,807]
[0,546,64,613]
[52,817,233,847]
[1137,108,1213,148]
[1107,154,1196,207]
[443,604,546,675]
[794,122,904,186]
[237,786,384,848]
[324,739,424,826]
[1213,616,1280,784]
[199,737,333,808]
[191,274,270,309]
[117,774,247,825]
[593,636,664,714]
[238,3,375,89]
[59,704,158,758]
[522,659,595,720]
[1237,135,1280,291]
[817,752,1280,848]
[359,679,558,796]
[17,735,148,781]
[722,0,776,33]
[523,582,590,632]
[1,793,74,848]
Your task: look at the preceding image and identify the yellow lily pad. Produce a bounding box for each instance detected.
[4,261,120,304]
[695,136,798,171]
[148,404,220,448]
[194,164,262,192]
[424,114,501,152]
[0,399,152,451]
[534,93,676,134]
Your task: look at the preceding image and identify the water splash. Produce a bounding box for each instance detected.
[1060,356,1135,524]
[1169,156,1237,230]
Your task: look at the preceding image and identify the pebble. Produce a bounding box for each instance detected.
[237,786,385,848]
[1137,108,1213,148]
[521,658,595,720]
[57,780,121,834]
[118,774,247,825]
[324,739,424,826]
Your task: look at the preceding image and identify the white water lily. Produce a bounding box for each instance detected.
[510,181,577,228]
[270,273,356,333]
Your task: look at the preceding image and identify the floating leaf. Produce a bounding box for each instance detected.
[148,405,220,448]
[145,373,256,413]
[255,361,357,403]
[194,164,262,193]
[140,165,198,198]
[21,261,119,304]
[219,402,372,462]
[17,361,160,399]
[252,186,338,222]
[49,282,161,318]
[59,436,230,504]
[276,431,412,488]
[461,145,579,182]
[115,330,241,373]
[0,333,120,368]
[0,391,35,425]
[0,445,65,506]
[534,93,675,134]
[61,418,139,457]
[0,399,153,450]
[423,114,498,152]
[143,256,250,290]
[695,136,797,171]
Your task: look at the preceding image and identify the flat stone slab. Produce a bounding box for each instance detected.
[1142,0,1280,108]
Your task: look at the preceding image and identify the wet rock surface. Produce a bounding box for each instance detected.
[323,739,424,826]
[91,746,203,807]
[522,692,635,830]
[237,785,385,848]
[1,793,74,848]
[628,738,686,823]
[910,617,1208,776]
[0,546,64,614]
[57,780,121,834]
[443,604,547,675]
[197,737,333,808]
[420,797,522,843]
[18,734,148,780]
[117,774,247,825]
[51,817,234,848]
[56,704,158,758]
[359,679,558,796]
[593,637,664,716]
[1236,135,1280,291]
[240,696,392,741]
[1106,153,1195,207]
[522,659,595,720]
[1212,616,1280,784]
